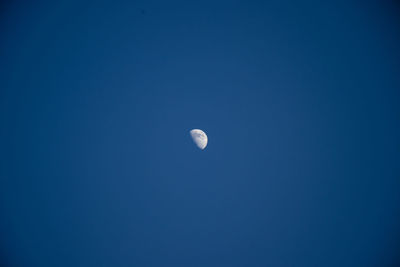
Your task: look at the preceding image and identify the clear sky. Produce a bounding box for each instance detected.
[1,1,400,266]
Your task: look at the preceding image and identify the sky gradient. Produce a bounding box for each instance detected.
[1,1,400,266]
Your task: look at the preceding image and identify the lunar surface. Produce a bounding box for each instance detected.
[190,129,208,150]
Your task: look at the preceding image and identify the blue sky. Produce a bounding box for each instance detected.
[1,1,400,266]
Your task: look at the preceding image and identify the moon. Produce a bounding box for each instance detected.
[190,129,208,150]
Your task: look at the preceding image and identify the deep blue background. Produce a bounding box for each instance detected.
[1,1,400,266]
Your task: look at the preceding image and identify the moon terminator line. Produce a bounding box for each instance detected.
[190,129,208,150]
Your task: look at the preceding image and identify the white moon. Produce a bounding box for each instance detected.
[190,129,208,150]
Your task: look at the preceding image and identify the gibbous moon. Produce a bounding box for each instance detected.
[190,129,208,150]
